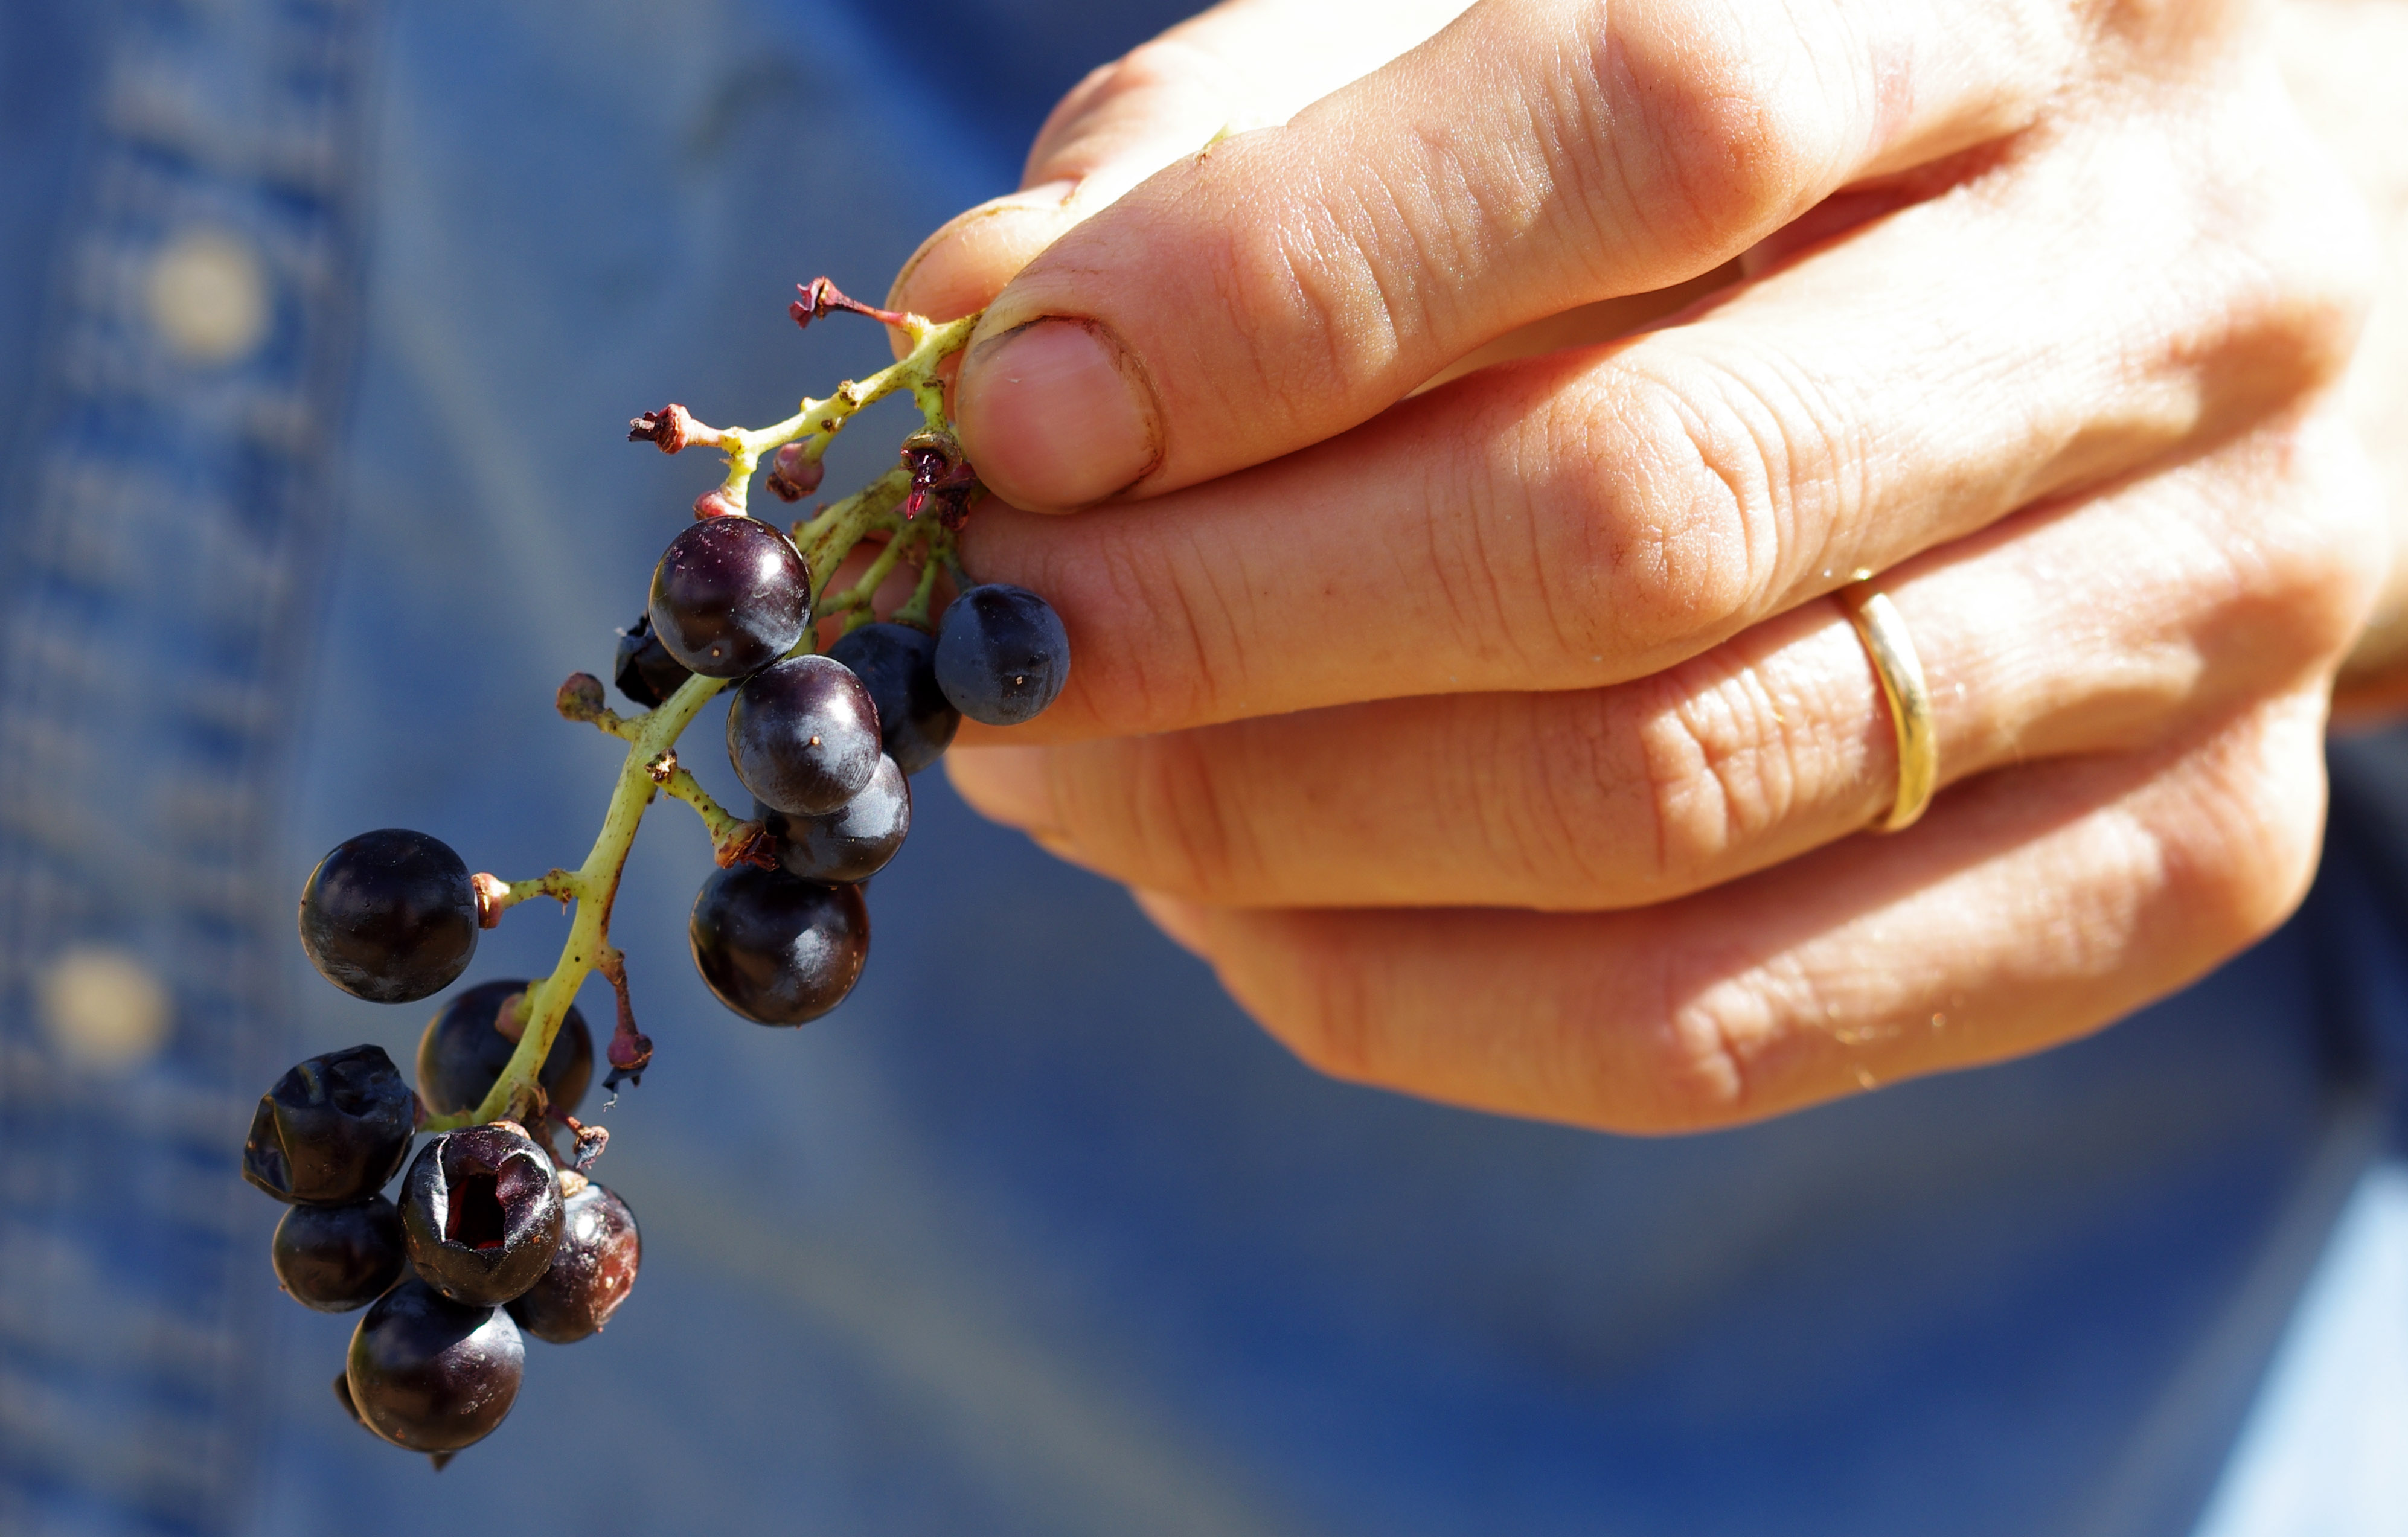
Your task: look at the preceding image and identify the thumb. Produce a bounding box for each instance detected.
[888,0,1470,325]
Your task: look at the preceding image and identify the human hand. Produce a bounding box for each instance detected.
[2278,0,2408,721]
[894,0,2383,1131]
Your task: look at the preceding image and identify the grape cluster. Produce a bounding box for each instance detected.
[239,280,1068,1466]
[633,513,1065,1023]
[242,1034,632,1465]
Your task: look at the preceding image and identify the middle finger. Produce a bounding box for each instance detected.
[950,412,2368,910]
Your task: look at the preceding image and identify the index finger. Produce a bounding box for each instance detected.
[888,0,1475,329]
[953,0,2086,511]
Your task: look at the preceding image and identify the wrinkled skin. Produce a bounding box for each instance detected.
[241,1044,417,1205]
[896,0,2403,1130]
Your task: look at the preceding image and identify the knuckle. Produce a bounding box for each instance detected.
[1628,669,1752,886]
[2223,190,2373,406]
[2294,429,2389,639]
[1027,60,1124,171]
[1621,648,1833,890]
[1261,209,1395,397]
[1257,927,1383,1087]
[2150,700,2330,958]
[1036,516,1246,734]
[1115,730,1253,901]
[2158,90,2378,412]
[1497,691,1646,902]
[1539,378,1749,659]
[2223,420,2387,674]
[1584,18,1850,259]
[1026,38,1238,179]
[1615,958,1785,1134]
[1542,358,1837,661]
[1090,37,1218,100]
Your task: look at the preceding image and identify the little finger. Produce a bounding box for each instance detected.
[1132,687,2336,1132]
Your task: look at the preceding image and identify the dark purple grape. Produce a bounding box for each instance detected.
[399,1123,563,1307]
[612,613,694,709]
[647,516,809,678]
[299,829,479,1004]
[347,1276,524,1453]
[689,864,869,1026]
[933,584,1069,726]
[274,1196,406,1312]
[242,1044,417,1206]
[415,981,592,1121]
[507,1179,641,1344]
[757,753,909,884]
[726,654,881,816]
[827,622,958,773]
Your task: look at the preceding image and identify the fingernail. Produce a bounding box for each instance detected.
[945,745,1062,836]
[958,317,1160,511]
[886,182,1081,321]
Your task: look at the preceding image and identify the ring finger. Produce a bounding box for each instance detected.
[949,411,2372,910]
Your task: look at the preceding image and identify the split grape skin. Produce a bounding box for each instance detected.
[416,980,594,1121]
[757,754,911,884]
[728,654,883,816]
[273,1197,406,1312]
[347,1277,525,1454]
[400,1123,565,1308]
[934,584,1071,726]
[690,864,870,1025]
[647,515,811,678]
[827,622,959,774]
[242,1044,418,1206]
[507,1178,642,1344]
[298,829,480,1004]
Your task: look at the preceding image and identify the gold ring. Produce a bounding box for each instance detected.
[1837,576,1936,833]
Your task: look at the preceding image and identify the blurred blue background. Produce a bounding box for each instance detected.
[4,2,2407,1533]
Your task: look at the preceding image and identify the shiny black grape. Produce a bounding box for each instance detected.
[507,1180,641,1344]
[242,1044,417,1206]
[726,654,882,816]
[399,1123,564,1308]
[346,1276,524,1454]
[647,515,809,678]
[298,829,479,1003]
[757,752,909,884]
[933,584,1069,726]
[273,1196,406,1312]
[612,612,694,709]
[827,622,958,773]
[415,980,593,1121]
[688,864,868,1026]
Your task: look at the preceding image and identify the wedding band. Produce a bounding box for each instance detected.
[1837,577,1936,833]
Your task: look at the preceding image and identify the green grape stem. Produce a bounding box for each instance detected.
[423,299,979,1134]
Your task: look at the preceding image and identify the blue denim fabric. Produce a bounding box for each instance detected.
[2,4,2404,1534]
